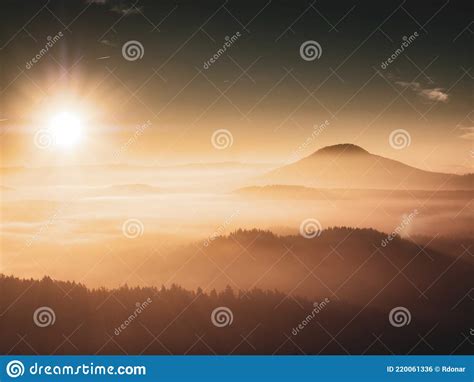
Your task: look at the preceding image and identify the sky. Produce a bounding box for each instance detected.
[0,0,472,173]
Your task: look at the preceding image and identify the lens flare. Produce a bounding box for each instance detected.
[49,111,82,148]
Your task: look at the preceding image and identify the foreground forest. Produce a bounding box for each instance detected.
[0,253,471,355]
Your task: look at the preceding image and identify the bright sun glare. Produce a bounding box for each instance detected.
[49,111,82,148]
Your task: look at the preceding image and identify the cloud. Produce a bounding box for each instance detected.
[458,127,474,140]
[395,81,449,103]
[86,0,142,15]
[395,81,421,91]
[99,38,117,47]
[419,88,449,102]
[111,4,142,15]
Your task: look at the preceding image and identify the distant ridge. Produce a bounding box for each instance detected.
[262,143,474,190]
[236,185,473,200]
[86,184,163,197]
[311,143,369,155]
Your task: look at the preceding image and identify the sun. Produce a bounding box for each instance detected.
[49,111,83,148]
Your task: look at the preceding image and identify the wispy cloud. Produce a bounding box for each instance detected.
[395,81,449,103]
[419,88,449,102]
[99,38,117,47]
[86,0,142,15]
[458,127,474,140]
[111,4,142,15]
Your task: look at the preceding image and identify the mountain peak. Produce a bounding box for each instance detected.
[313,144,369,155]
